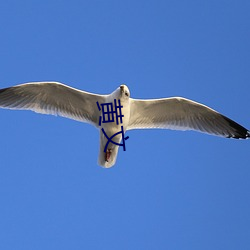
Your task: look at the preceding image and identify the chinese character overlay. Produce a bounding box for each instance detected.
[96,99,129,152]
[97,99,124,126]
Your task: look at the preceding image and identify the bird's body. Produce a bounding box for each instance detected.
[97,86,131,167]
[0,82,249,168]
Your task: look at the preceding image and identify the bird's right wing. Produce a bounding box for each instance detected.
[0,82,106,127]
[128,97,249,139]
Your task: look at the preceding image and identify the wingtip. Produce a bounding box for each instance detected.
[222,115,250,139]
[231,131,249,139]
[247,131,250,139]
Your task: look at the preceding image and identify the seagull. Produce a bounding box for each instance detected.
[0,82,249,168]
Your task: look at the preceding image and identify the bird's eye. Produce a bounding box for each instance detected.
[125,91,129,97]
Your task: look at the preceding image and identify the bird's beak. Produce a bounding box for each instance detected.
[120,85,124,93]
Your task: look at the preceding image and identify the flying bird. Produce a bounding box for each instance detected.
[0,82,249,168]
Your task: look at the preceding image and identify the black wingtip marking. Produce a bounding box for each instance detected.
[222,115,249,139]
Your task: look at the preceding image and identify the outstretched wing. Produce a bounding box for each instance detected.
[128,97,249,139]
[0,82,106,127]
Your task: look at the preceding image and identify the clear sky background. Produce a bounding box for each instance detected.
[0,1,249,249]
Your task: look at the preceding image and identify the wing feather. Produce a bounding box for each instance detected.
[0,82,106,126]
[128,97,249,139]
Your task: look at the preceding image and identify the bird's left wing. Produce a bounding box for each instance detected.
[128,97,249,139]
[0,82,106,127]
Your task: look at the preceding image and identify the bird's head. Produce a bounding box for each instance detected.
[119,84,130,99]
[110,84,130,102]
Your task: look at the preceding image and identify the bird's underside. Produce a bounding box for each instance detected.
[0,81,249,168]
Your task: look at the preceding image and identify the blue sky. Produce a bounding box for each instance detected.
[0,1,249,249]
